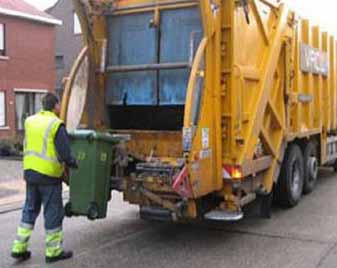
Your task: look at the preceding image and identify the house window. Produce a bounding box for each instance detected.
[55,55,65,69]
[0,24,5,56]
[74,13,82,35]
[15,92,45,130]
[0,91,5,127]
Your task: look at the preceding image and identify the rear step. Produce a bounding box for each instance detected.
[204,210,244,221]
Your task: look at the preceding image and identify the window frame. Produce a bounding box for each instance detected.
[73,13,82,35]
[55,55,65,69]
[0,90,6,127]
[14,89,48,130]
[0,23,6,56]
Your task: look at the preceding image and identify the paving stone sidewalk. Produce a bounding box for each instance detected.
[0,159,25,207]
[0,159,69,213]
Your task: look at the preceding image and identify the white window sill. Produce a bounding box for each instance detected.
[0,126,10,130]
[14,88,48,93]
[0,56,9,61]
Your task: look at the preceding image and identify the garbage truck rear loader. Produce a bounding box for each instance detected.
[62,0,337,221]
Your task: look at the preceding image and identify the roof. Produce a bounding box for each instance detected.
[0,0,62,25]
[45,0,60,13]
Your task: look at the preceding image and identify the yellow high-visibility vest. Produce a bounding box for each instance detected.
[23,111,64,178]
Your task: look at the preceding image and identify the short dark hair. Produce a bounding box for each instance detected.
[42,93,59,111]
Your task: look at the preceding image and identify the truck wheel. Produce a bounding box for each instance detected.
[276,144,304,207]
[303,141,318,194]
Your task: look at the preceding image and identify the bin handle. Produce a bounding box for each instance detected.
[87,133,96,143]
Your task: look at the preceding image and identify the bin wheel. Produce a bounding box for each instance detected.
[303,141,318,195]
[87,203,99,220]
[275,144,304,208]
[333,160,337,173]
[64,202,73,218]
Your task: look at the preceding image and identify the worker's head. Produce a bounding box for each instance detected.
[42,93,61,115]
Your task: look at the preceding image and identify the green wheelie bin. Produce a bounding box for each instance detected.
[65,130,122,220]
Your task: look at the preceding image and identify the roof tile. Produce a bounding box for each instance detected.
[0,0,57,21]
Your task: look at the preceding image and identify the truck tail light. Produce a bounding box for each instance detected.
[223,165,243,180]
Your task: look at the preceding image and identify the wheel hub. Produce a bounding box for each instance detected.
[308,156,318,180]
[291,161,301,198]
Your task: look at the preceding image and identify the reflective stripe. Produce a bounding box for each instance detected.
[20,222,34,230]
[17,226,33,240]
[23,138,27,150]
[12,241,28,254]
[42,118,58,155]
[46,241,61,248]
[12,224,33,254]
[24,118,60,164]
[15,235,30,243]
[46,227,62,235]
[45,229,63,258]
[46,231,63,247]
[24,151,59,164]
[46,230,63,242]
[46,247,63,258]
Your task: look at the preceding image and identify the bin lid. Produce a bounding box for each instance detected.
[68,130,129,143]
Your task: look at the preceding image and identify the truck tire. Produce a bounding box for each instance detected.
[276,144,304,207]
[303,141,318,194]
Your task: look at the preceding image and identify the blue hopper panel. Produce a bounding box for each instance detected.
[106,12,157,105]
[159,8,202,105]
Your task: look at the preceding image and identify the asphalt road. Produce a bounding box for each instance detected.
[2,169,337,268]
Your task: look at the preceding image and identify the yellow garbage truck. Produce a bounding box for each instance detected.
[62,0,337,221]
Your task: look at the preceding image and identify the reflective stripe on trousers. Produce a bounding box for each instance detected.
[45,228,63,258]
[11,223,33,254]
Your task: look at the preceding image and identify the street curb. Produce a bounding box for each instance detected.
[0,156,22,161]
[0,200,23,214]
[0,191,70,215]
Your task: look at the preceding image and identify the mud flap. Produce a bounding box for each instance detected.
[140,206,174,222]
[258,191,273,219]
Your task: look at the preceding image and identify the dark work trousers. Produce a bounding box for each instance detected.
[21,183,64,231]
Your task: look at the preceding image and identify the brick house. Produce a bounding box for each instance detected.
[47,0,83,96]
[0,0,61,140]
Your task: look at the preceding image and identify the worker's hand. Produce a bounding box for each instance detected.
[62,166,70,186]
[73,160,80,169]
[68,158,79,169]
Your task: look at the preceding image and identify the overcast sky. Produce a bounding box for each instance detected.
[24,0,337,34]
[25,0,57,11]
[284,0,337,34]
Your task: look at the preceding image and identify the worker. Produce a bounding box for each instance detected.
[11,93,78,264]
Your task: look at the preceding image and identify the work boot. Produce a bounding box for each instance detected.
[45,251,73,263]
[11,251,31,262]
